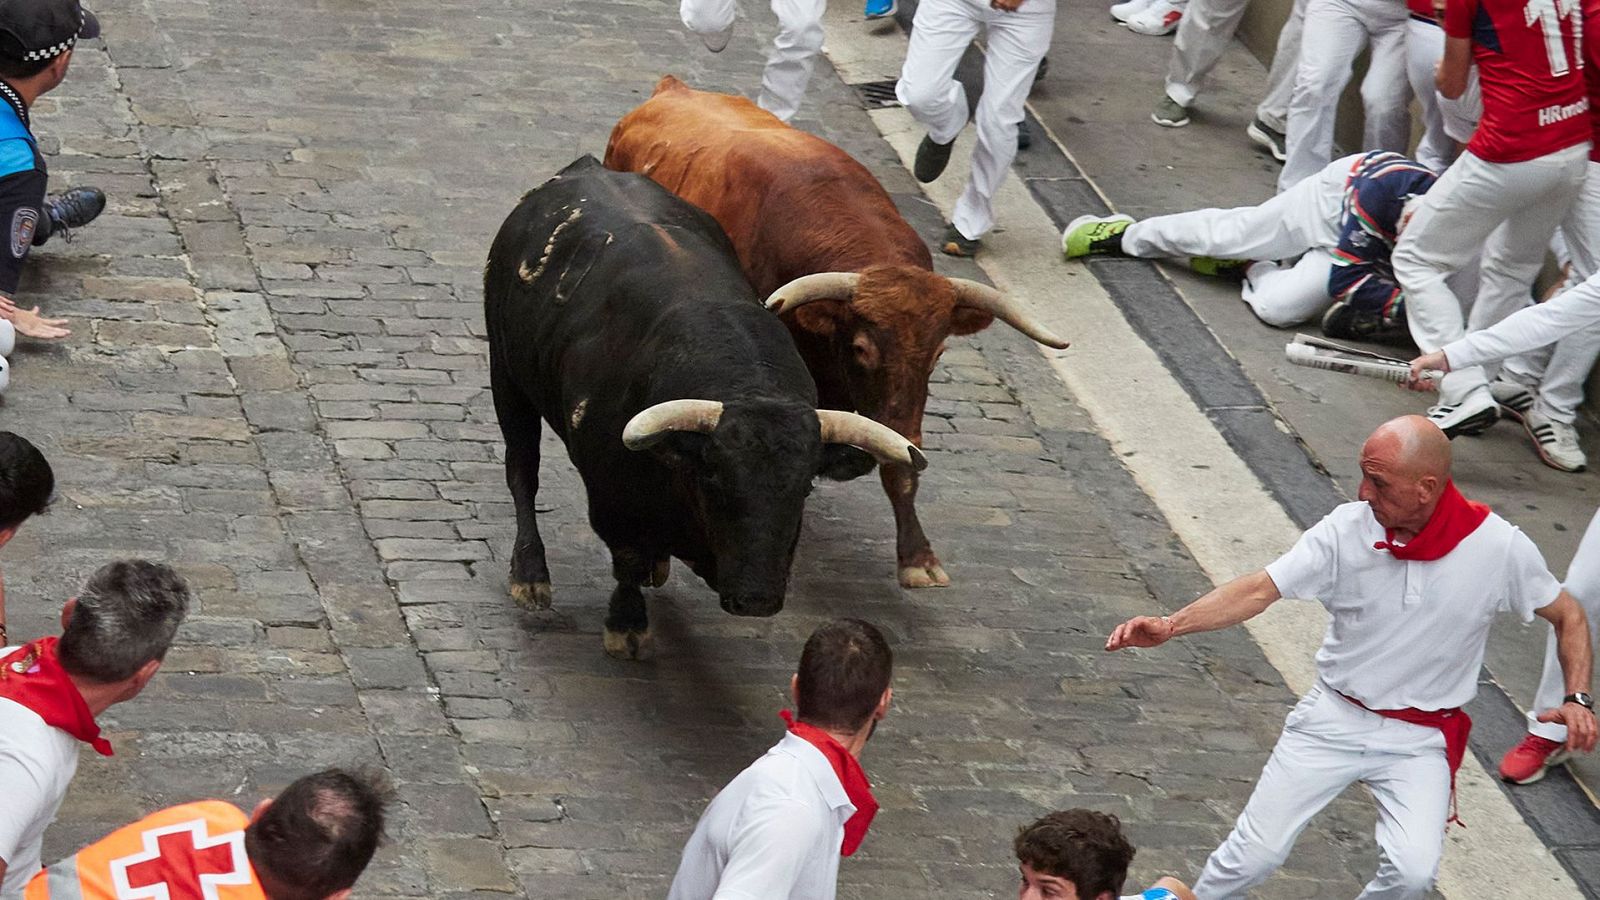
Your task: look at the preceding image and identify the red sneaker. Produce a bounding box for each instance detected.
[1498,734,1570,784]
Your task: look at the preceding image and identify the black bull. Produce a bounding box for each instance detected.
[484,157,925,658]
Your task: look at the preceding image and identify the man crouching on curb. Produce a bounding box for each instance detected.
[668,618,893,900]
[1107,415,1595,898]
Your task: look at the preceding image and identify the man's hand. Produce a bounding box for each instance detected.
[1106,615,1176,651]
[1536,702,1599,753]
[1406,351,1449,391]
[0,298,70,339]
[991,0,1025,10]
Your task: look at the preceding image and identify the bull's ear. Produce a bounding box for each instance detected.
[787,300,848,337]
[949,306,995,336]
[817,445,877,482]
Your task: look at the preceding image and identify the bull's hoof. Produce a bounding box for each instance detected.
[603,627,653,660]
[648,559,671,587]
[510,581,553,610]
[899,562,951,589]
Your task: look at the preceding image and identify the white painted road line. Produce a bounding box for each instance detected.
[820,7,1580,898]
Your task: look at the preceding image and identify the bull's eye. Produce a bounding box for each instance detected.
[852,332,880,369]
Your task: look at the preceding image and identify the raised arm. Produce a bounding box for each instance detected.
[1533,591,1598,752]
[1106,570,1282,651]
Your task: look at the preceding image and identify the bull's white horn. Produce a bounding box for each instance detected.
[949,278,1070,350]
[623,399,725,449]
[765,273,861,315]
[817,410,928,472]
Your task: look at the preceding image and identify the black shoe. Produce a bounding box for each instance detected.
[1321,299,1410,346]
[1034,55,1049,86]
[940,224,980,257]
[39,187,105,245]
[914,134,955,183]
[1018,119,1032,151]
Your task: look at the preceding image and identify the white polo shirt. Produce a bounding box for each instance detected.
[668,732,855,900]
[1266,502,1561,711]
[0,648,83,900]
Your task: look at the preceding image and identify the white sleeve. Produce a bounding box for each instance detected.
[1501,528,1563,622]
[1443,273,1600,370]
[0,743,50,868]
[1264,515,1340,605]
[710,796,826,900]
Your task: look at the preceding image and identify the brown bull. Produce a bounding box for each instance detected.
[605,75,1068,588]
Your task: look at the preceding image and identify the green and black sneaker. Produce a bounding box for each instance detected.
[1062,214,1134,259]
[1190,256,1251,279]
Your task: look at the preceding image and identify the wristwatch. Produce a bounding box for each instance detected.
[1564,692,1595,710]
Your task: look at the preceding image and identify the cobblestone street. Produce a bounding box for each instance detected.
[0,0,1448,897]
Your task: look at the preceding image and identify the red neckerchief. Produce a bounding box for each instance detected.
[0,637,113,756]
[779,710,878,856]
[1340,692,1471,825]
[1372,480,1489,561]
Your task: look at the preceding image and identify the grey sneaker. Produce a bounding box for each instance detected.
[1152,94,1190,127]
[1246,117,1287,163]
[1524,410,1587,472]
[1489,377,1536,423]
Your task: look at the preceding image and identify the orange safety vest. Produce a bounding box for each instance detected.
[25,800,268,900]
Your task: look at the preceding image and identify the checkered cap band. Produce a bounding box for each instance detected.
[19,9,84,60]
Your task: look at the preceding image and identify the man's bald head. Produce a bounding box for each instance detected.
[1358,416,1453,535]
[1365,415,1452,481]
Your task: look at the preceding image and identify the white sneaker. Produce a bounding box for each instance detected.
[1524,410,1587,472]
[699,22,734,53]
[1125,0,1185,34]
[0,354,9,395]
[1427,388,1498,438]
[1488,376,1536,423]
[0,318,12,357]
[1110,0,1158,23]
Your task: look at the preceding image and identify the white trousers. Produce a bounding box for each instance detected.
[1529,508,1600,742]
[1122,156,1345,325]
[1403,19,1482,172]
[680,0,825,122]
[1277,0,1410,191]
[1164,0,1306,131]
[897,0,1056,240]
[1392,144,1590,406]
[1501,161,1600,422]
[1194,683,1450,900]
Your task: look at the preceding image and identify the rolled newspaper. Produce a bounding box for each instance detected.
[1284,335,1441,385]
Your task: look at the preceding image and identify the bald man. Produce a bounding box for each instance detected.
[1108,416,1595,899]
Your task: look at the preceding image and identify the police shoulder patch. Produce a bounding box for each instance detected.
[10,206,36,258]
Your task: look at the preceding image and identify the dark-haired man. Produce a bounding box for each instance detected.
[1015,809,1194,900]
[0,0,111,363]
[0,559,190,898]
[0,431,53,648]
[668,618,894,900]
[22,766,392,899]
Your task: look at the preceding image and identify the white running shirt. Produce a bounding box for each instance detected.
[668,732,856,900]
[1266,503,1560,711]
[0,647,83,900]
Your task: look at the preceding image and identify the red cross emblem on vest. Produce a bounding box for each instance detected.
[108,818,251,900]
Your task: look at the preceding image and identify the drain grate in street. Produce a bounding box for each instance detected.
[852,80,901,109]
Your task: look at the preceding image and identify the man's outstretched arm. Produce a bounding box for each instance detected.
[1106,570,1282,651]
[1534,591,1598,752]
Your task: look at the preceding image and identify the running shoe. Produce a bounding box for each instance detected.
[1125,0,1185,35]
[941,224,981,258]
[915,134,955,183]
[1489,376,1536,422]
[1190,257,1250,279]
[1320,300,1409,345]
[1523,410,1587,472]
[1062,214,1134,259]
[1427,388,1498,437]
[1152,94,1190,127]
[865,0,897,19]
[1246,117,1287,163]
[1499,734,1570,785]
[1110,0,1158,22]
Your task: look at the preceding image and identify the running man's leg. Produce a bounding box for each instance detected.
[950,0,1056,241]
[1163,0,1253,109]
[1278,0,1367,190]
[1357,3,1412,155]
[1359,748,1450,899]
[681,0,738,36]
[1522,163,1600,423]
[759,0,828,122]
[1529,508,1600,743]
[896,0,983,146]
[1405,19,1454,171]
[1254,0,1307,131]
